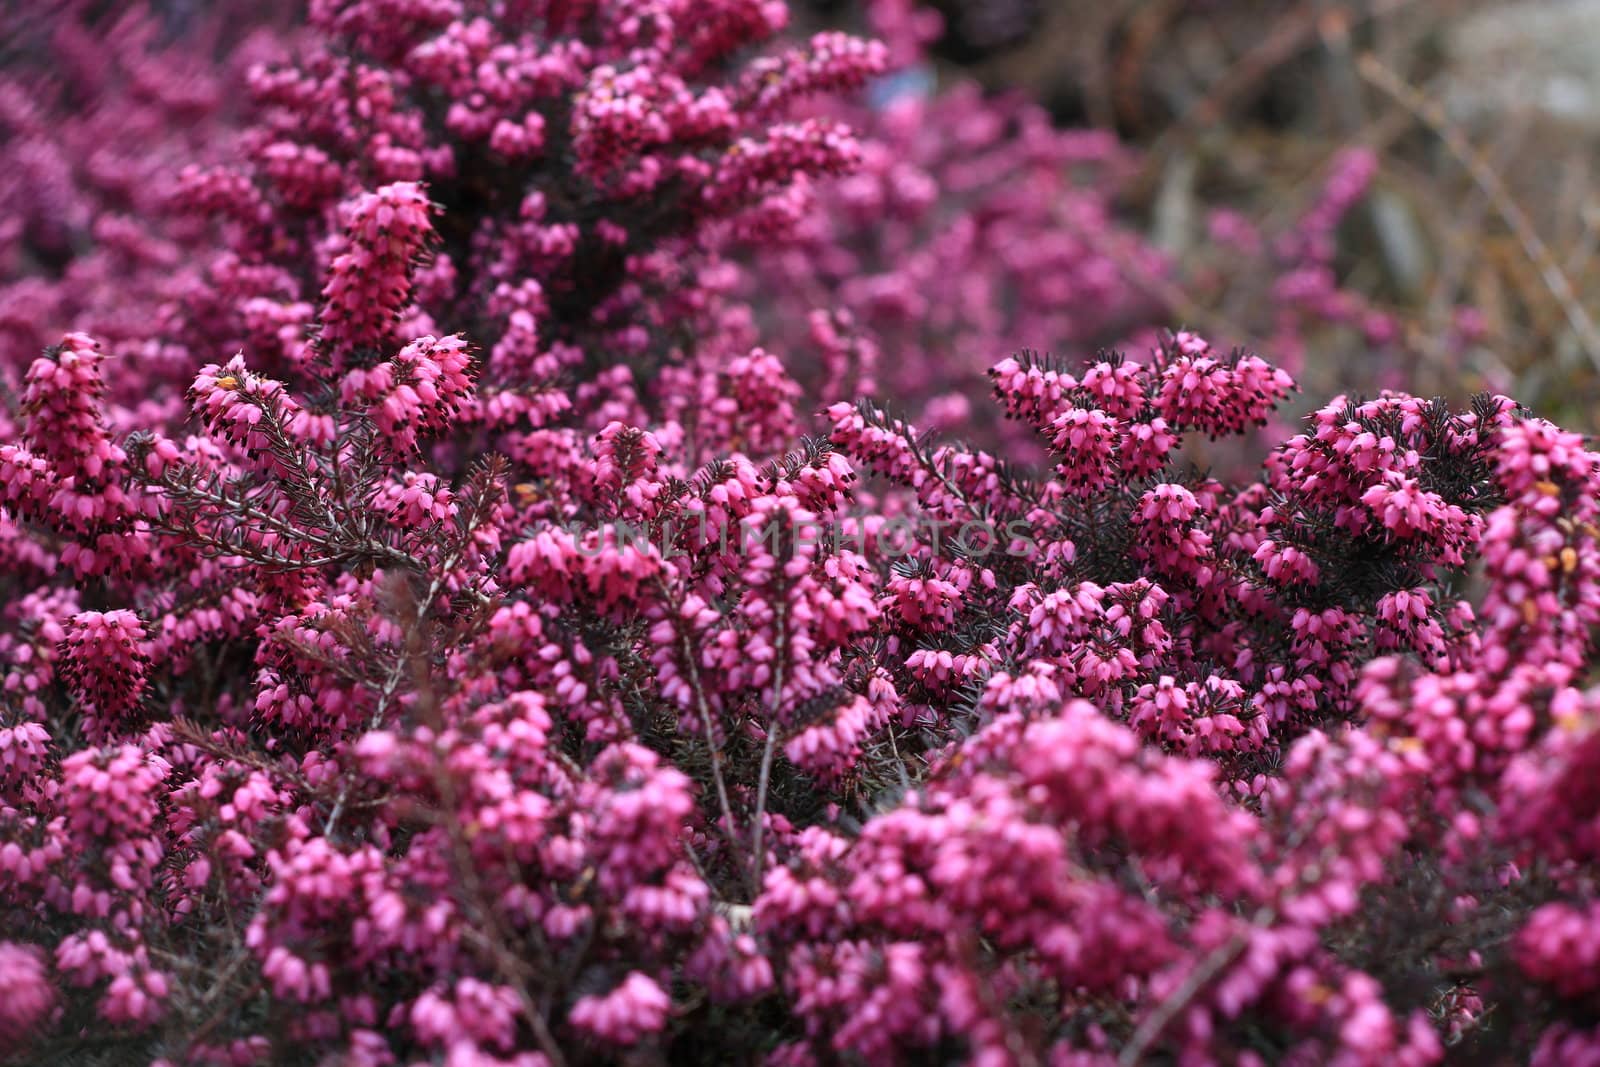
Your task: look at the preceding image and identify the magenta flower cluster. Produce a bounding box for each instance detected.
[2,1,1600,1065]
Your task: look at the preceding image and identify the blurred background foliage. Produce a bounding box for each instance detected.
[795,0,1600,430]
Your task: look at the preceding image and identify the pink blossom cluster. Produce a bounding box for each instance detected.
[3,1,1600,1065]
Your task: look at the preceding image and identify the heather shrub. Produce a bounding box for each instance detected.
[4,2,1600,1066]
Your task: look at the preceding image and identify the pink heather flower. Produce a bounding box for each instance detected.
[17,333,118,482]
[0,719,52,793]
[0,942,56,1047]
[704,119,863,206]
[784,693,889,780]
[189,356,306,456]
[317,182,437,361]
[101,968,170,1028]
[373,471,458,529]
[58,610,150,737]
[342,333,475,452]
[1155,334,1293,437]
[1518,902,1600,998]
[59,744,166,840]
[1050,407,1120,496]
[568,972,671,1046]
[412,980,522,1051]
